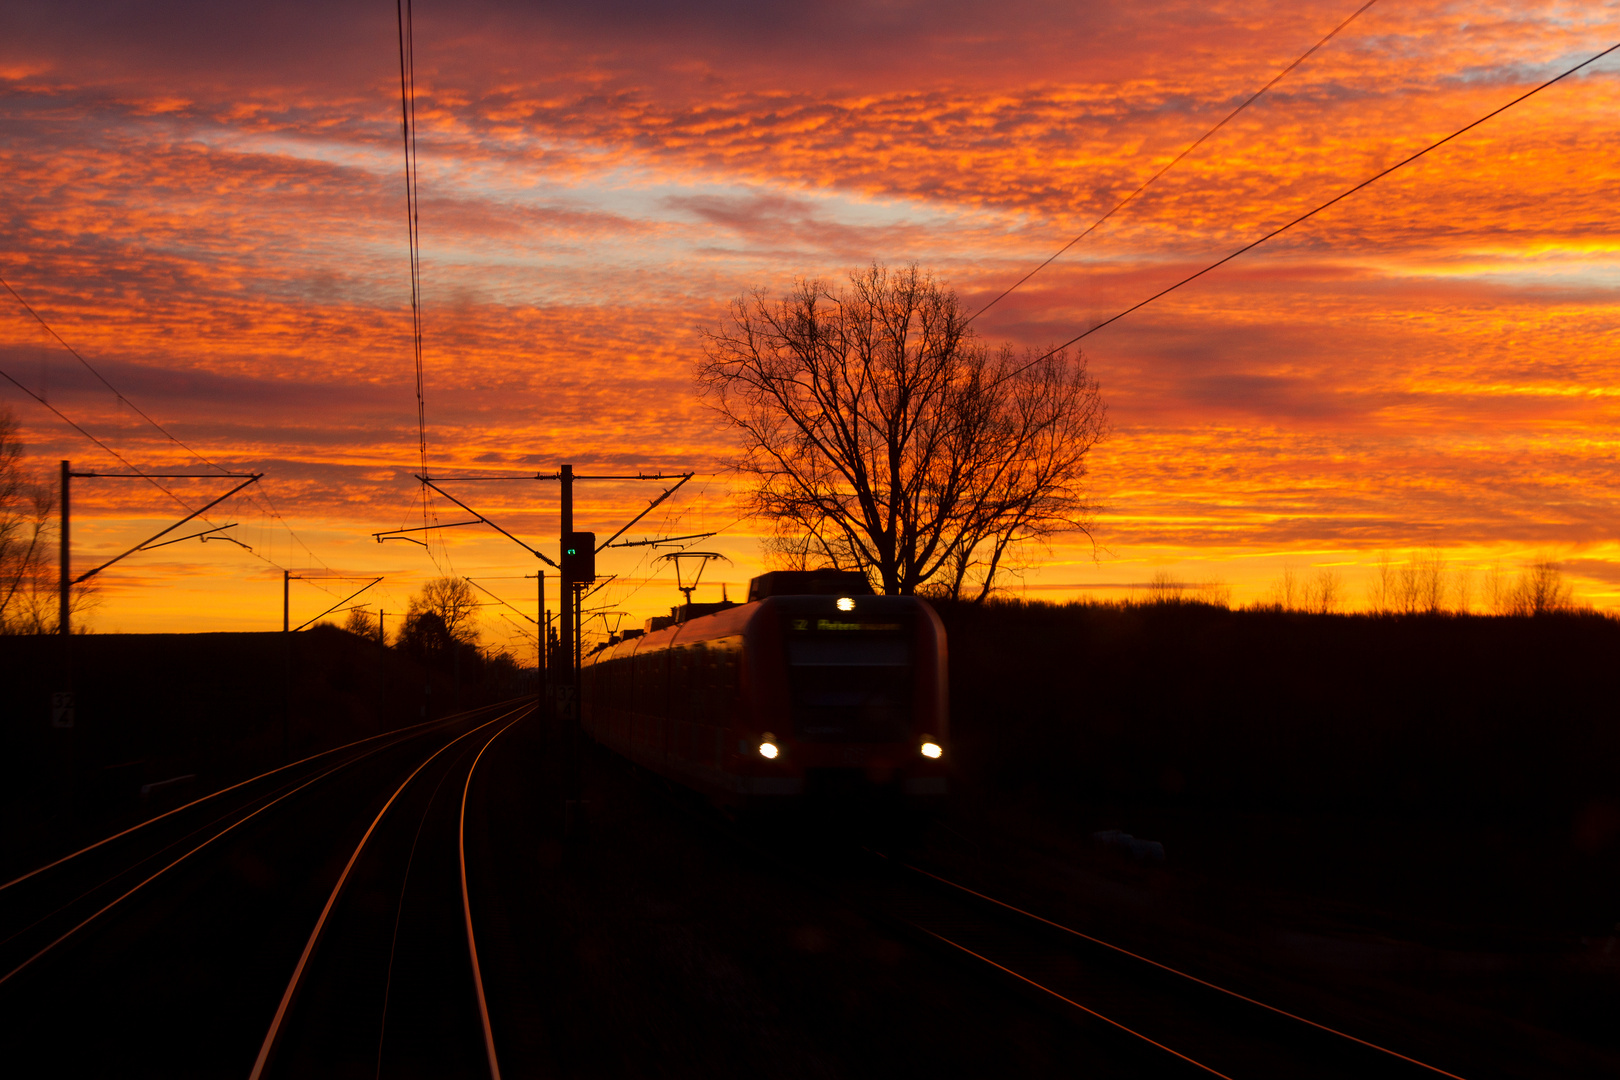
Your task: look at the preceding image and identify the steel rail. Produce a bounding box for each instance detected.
[0,750,435,956]
[248,702,533,1080]
[0,703,515,894]
[0,717,462,989]
[916,923,1233,1078]
[669,800,1235,1077]
[375,760,462,1074]
[459,715,524,1080]
[901,861,1468,1080]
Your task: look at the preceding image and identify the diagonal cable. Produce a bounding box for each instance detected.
[967,0,1380,324]
[988,38,1620,383]
[1,274,331,572]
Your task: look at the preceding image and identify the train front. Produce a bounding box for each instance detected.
[738,592,949,810]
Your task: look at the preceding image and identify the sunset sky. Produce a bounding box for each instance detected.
[3,0,1617,651]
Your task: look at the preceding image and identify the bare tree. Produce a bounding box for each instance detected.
[406,577,480,644]
[1143,569,1186,605]
[1485,560,1511,615]
[1307,568,1344,614]
[0,410,90,633]
[1368,549,1453,615]
[1505,560,1575,615]
[1266,566,1301,610]
[343,607,378,640]
[1368,552,1398,614]
[1410,548,1447,614]
[698,264,1108,599]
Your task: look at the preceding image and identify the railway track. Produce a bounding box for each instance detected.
[0,698,533,1077]
[668,795,1482,1080]
[253,703,529,1078]
[851,852,1472,1079]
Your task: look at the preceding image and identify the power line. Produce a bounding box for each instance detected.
[0,363,187,507]
[394,0,460,580]
[2,274,231,474]
[966,0,1380,324]
[1030,39,1620,360]
[0,274,334,575]
[0,362,291,581]
[396,1,432,533]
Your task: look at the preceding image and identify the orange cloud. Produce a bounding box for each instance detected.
[2,0,1617,632]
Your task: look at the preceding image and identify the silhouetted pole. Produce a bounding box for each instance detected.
[377,609,386,732]
[58,460,69,636]
[282,569,290,761]
[56,460,75,820]
[559,463,574,706]
[536,570,546,704]
[559,465,583,839]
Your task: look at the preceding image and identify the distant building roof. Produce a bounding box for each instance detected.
[746,569,876,602]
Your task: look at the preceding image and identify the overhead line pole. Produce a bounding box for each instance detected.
[372,464,694,706]
[58,463,261,636]
[58,462,69,639]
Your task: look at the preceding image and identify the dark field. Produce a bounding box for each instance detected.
[930,599,1620,1073]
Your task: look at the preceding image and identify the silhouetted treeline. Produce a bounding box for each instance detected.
[937,600,1620,831]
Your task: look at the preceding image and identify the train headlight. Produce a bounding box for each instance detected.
[759,733,780,759]
[836,596,855,611]
[920,741,943,759]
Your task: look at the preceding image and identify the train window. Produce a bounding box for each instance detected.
[786,638,908,667]
[782,629,912,743]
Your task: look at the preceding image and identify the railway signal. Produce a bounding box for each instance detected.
[372,465,692,699]
[561,531,596,583]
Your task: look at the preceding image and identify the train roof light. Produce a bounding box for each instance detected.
[836,596,855,611]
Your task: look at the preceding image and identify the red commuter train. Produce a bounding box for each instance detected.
[580,570,949,810]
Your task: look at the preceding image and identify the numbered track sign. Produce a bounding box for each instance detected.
[51,691,75,729]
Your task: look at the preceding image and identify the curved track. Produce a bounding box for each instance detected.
[844,852,1474,1079]
[0,700,532,1077]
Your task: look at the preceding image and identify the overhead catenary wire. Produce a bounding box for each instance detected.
[397,0,427,484]
[0,359,323,583]
[2,275,230,474]
[395,0,454,577]
[393,0,461,580]
[1017,39,1620,369]
[0,274,335,575]
[965,0,1381,325]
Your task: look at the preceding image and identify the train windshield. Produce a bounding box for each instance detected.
[782,616,913,742]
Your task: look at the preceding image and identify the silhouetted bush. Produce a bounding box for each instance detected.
[937,599,1620,825]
